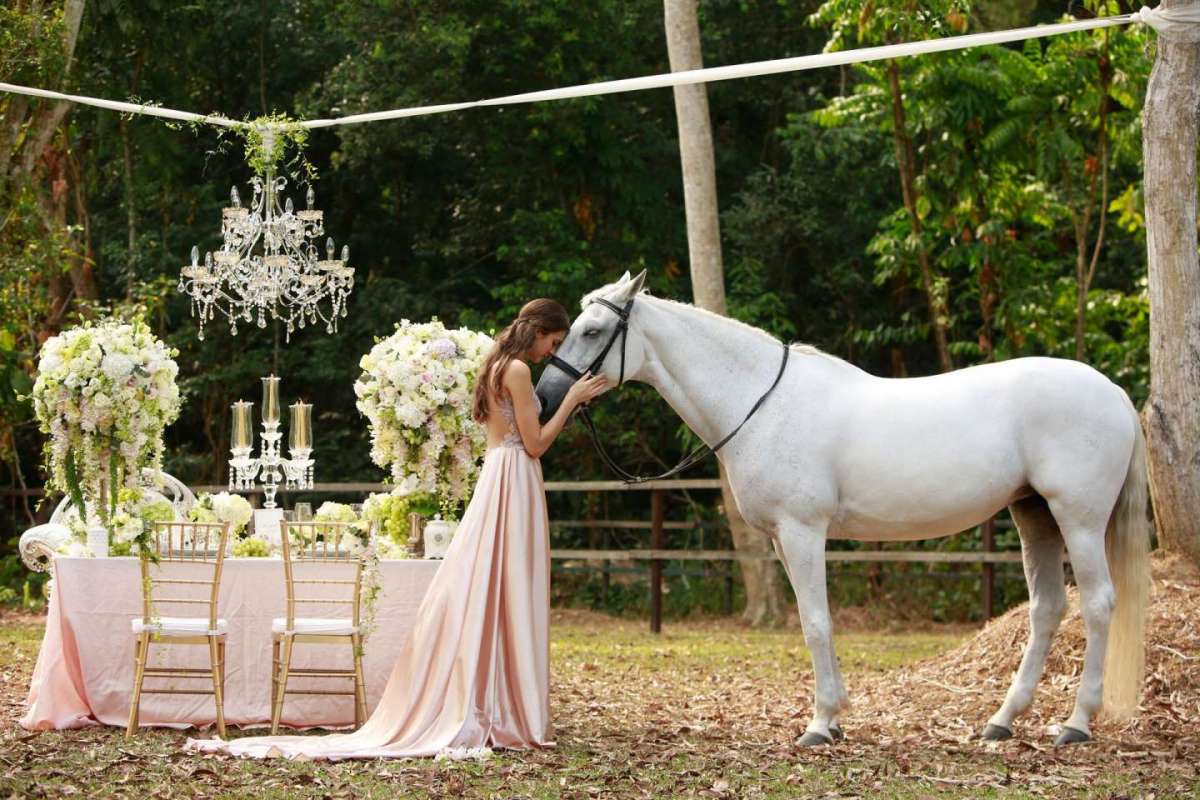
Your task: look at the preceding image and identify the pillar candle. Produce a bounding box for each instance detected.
[289,400,312,451]
[262,375,281,424]
[231,401,254,449]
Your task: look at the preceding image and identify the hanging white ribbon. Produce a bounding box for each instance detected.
[0,6,1193,131]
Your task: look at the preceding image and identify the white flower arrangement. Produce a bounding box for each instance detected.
[30,318,181,541]
[354,319,492,515]
[55,490,176,557]
[188,491,254,535]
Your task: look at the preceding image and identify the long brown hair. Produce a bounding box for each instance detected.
[472,298,570,422]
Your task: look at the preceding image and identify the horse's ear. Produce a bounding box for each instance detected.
[627,269,647,296]
[618,270,632,284]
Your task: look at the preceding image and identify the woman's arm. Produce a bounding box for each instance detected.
[504,361,605,458]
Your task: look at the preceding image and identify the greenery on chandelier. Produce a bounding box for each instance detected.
[236,113,316,182]
[1,0,1160,619]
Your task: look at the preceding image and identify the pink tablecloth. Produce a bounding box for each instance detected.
[20,557,441,731]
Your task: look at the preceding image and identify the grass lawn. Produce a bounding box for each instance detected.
[1,609,1196,798]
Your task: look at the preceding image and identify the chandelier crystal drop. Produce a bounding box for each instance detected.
[177,131,354,342]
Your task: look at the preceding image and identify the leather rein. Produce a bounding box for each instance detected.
[544,296,790,484]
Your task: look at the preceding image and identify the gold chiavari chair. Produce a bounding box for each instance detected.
[126,520,231,738]
[271,520,368,734]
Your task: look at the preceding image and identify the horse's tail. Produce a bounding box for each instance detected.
[1102,394,1151,720]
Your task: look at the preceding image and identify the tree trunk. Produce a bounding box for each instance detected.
[1074,42,1111,362]
[120,50,144,297]
[1143,0,1200,568]
[887,61,953,373]
[664,0,789,626]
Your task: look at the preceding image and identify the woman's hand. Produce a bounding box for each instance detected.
[564,371,609,409]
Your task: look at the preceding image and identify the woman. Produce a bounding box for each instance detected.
[188,299,607,759]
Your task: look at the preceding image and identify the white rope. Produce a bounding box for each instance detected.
[299,13,1138,129]
[2,6,1195,132]
[0,81,242,128]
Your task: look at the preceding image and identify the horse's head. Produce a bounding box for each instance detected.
[535,269,647,423]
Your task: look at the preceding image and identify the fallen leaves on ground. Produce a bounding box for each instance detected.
[0,554,1197,798]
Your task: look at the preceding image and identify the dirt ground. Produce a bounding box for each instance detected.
[0,554,1196,798]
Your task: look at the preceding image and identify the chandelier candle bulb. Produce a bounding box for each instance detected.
[289,400,312,452]
[262,375,281,424]
[231,186,241,208]
[306,185,315,208]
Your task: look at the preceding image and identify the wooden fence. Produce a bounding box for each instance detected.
[2,478,1018,632]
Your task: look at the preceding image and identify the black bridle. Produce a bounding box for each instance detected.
[544,296,790,484]
[545,296,634,387]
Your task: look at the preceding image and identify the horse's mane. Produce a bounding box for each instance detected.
[582,285,842,364]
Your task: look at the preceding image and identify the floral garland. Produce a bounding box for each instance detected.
[354,319,491,516]
[29,318,181,543]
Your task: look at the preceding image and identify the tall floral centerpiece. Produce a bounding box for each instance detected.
[30,319,181,547]
[354,320,491,515]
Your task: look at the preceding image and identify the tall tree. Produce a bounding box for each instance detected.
[1,0,92,333]
[0,0,88,514]
[1143,0,1200,567]
[664,0,789,626]
[811,0,971,373]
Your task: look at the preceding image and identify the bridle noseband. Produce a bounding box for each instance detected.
[543,295,790,484]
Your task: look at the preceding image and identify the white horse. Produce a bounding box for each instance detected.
[535,270,1150,746]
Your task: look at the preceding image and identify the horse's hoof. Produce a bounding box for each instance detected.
[981,724,1013,741]
[829,724,845,742]
[797,730,833,747]
[1053,726,1090,746]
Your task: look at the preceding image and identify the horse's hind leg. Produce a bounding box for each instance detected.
[1053,518,1116,744]
[774,519,848,746]
[983,495,1066,740]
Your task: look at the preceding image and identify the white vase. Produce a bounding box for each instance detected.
[86,524,109,558]
[423,518,452,559]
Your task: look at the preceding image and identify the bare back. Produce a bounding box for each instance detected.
[483,363,542,451]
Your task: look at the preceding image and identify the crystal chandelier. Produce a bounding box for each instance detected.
[178,131,354,342]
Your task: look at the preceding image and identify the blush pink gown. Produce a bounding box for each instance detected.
[187,395,553,759]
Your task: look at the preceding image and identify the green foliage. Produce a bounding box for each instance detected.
[237,115,316,182]
[0,2,68,84]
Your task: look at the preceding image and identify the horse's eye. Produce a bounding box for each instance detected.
[583,329,600,337]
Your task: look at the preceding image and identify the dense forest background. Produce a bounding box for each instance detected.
[0,1,1157,619]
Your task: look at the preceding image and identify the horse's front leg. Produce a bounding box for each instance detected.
[775,518,848,746]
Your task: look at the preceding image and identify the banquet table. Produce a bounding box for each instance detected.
[20,556,442,731]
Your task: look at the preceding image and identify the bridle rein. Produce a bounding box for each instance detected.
[544,295,790,484]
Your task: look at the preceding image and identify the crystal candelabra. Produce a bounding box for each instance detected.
[178,129,354,342]
[228,377,314,509]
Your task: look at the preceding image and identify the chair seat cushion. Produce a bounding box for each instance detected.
[272,617,358,635]
[131,617,227,636]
